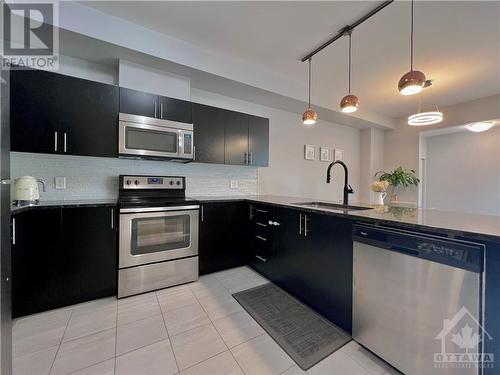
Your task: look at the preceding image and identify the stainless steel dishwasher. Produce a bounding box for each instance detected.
[353,223,484,375]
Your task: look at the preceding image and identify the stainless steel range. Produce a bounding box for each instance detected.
[118,175,199,298]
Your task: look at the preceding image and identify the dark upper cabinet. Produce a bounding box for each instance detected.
[60,74,119,158]
[199,202,247,275]
[224,111,249,166]
[12,206,117,317]
[10,69,62,154]
[192,103,225,164]
[62,207,117,305]
[119,87,157,118]
[119,87,192,124]
[11,69,119,158]
[12,208,63,318]
[248,116,269,167]
[160,96,192,124]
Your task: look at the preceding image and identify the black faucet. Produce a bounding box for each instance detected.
[326,160,354,206]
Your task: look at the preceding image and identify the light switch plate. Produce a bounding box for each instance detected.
[55,177,66,190]
[230,180,239,189]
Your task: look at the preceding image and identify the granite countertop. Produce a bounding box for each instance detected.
[11,199,117,214]
[189,195,500,242]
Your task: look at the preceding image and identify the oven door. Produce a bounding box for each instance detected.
[119,207,199,268]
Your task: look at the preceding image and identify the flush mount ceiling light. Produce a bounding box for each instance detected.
[302,58,318,125]
[408,81,443,126]
[465,122,495,133]
[398,0,426,96]
[340,31,360,113]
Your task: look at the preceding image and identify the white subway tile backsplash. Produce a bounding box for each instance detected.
[11,153,258,201]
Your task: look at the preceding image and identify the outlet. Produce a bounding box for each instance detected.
[55,177,66,190]
[230,180,239,189]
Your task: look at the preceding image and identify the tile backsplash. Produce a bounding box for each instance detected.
[11,152,258,201]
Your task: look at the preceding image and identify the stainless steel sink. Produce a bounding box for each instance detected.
[293,202,373,211]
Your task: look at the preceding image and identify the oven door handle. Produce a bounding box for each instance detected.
[120,205,200,214]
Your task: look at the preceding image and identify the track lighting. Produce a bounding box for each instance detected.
[398,0,426,96]
[340,31,360,113]
[302,58,318,125]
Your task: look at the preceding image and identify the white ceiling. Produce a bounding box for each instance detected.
[83,1,500,119]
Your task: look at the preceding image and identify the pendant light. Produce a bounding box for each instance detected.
[340,31,360,113]
[398,0,426,96]
[302,58,318,125]
[408,81,443,126]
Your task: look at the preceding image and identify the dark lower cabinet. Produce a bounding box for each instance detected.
[12,209,63,318]
[247,206,353,333]
[62,207,117,305]
[12,206,117,317]
[199,202,248,275]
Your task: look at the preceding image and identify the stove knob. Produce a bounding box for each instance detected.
[169,181,174,186]
[176,181,181,186]
[134,180,140,186]
[126,180,131,186]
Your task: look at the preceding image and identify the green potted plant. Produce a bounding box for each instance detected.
[375,166,420,203]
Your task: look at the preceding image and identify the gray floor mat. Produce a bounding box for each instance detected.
[233,283,351,370]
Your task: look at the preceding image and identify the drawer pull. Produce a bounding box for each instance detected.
[255,255,267,262]
[257,222,267,227]
[256,209,268,213]
[256,235,267,242]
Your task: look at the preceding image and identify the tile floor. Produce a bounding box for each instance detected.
[12,266,401,375]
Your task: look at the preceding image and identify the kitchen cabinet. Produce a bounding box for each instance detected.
[59,75,119,158]
[192,103,269,166]
[10,69,119,158]
[119,87,192,124]
[192,103,225,164]
[11,206,117,317]
[224,110,250,166]
[248,115,269,167]
[11,208,63,318]
[61,207,117,306]
[199,202,248,275]
[247,205,353,333]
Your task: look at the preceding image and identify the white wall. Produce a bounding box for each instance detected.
[360,128,385,204]
[192,89,361,203]
[425,127,500,215]
[119,60,191,100]
[384,94,500,205]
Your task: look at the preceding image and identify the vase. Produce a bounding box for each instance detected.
[374,192,387,206]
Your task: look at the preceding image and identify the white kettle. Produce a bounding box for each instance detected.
[13,176,46,207]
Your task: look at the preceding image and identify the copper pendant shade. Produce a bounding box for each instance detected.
[340,31,359,113]
[340,94,360,113]
[398,0,426,96]
[302,58,318,125]
[398,70,426,96]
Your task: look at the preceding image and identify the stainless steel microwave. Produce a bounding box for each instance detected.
[118,113,194,161]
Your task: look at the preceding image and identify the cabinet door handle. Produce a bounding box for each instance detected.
[257,222,267,227]
[256,235,267,242]
[249,205,254,220]
[64,132,67,153]
[12,218,16,245]
[193,146,196,161]
[201,205,204,222]
[244,152,248,165]
[304,214,309,237]
[249,152,253,165]
[256,209,268,213]
[154,101,157,118]
[299,213,302,235]
[54,131,58,152]
[160,103,164,119]
[256,255,267,262]
[110,208,114,229]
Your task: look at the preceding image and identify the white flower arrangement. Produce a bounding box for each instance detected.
[371,180,389,192]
